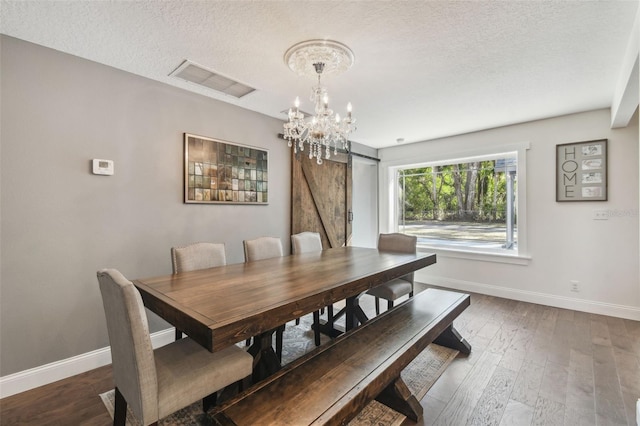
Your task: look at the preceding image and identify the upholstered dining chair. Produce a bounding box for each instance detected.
[366,233,418,315]
[97,269,252,426]
[171,242,226,274]
[291,231,323,254]
[291,232,323,346]
[243,236,284,262]
[243,236,285,360]
[171,242,226,340]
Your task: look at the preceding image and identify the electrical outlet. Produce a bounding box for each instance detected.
[570,280,580,292]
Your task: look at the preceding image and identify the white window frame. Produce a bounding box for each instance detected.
[379,142,531,265]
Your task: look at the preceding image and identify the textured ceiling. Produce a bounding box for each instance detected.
[1,1,638,149]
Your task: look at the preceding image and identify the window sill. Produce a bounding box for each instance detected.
[418,244,531,265]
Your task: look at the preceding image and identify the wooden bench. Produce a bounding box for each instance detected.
[212,288,471,426]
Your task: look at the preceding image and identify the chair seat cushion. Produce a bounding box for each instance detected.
[155,337,252,418]
[366,279,412,301]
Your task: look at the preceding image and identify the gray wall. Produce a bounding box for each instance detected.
[379,109,639,316]
[0,36,291,375]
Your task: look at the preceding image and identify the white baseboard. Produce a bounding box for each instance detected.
[420,276,640,321]
[0,328,175,399]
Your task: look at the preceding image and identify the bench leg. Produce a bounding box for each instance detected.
[434,324,472,354]
[376,377,423,422]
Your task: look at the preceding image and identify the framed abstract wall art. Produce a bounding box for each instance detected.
[556,139,607,202]
[184,133,269,204]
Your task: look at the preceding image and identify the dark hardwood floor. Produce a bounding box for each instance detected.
[415,291,640,426]
[0,364,114,425]
[1,290,638,425]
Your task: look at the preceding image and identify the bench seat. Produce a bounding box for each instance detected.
[212,288,471,426]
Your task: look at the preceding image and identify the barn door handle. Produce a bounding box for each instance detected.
[348,210,354,223]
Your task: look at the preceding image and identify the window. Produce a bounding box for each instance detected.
[383,142,529,262]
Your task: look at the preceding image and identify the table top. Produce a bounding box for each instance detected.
[134,246,436,352]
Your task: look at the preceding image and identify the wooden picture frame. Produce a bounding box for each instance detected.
[556,139,607,202]
[184,133,269,204]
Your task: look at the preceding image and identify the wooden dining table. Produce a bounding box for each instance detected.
[133,246,437,381]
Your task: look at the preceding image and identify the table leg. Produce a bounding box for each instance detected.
[314,304,344,338]
[315,294,370,336]
[354,303,369,326]
[247,325,284,382]
[345,295,370,331]
[345,297,359,331]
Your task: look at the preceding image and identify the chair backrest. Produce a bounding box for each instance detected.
[243,236,283,262]
[291,232,323,254]
[171,242,226,273]
[378,233,417,283]
[97,269,158,423]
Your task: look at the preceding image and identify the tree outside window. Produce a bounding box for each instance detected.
[397,155,517,250]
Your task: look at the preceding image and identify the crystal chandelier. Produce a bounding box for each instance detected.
[283,40,357,165]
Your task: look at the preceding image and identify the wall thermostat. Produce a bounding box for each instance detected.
[92,159,114,175]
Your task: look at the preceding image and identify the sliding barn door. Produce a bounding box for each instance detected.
[291,151,352,249]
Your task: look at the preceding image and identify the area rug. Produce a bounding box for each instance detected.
[101,312,458,425]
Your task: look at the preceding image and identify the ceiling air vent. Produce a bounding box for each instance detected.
[170,60,255,98]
